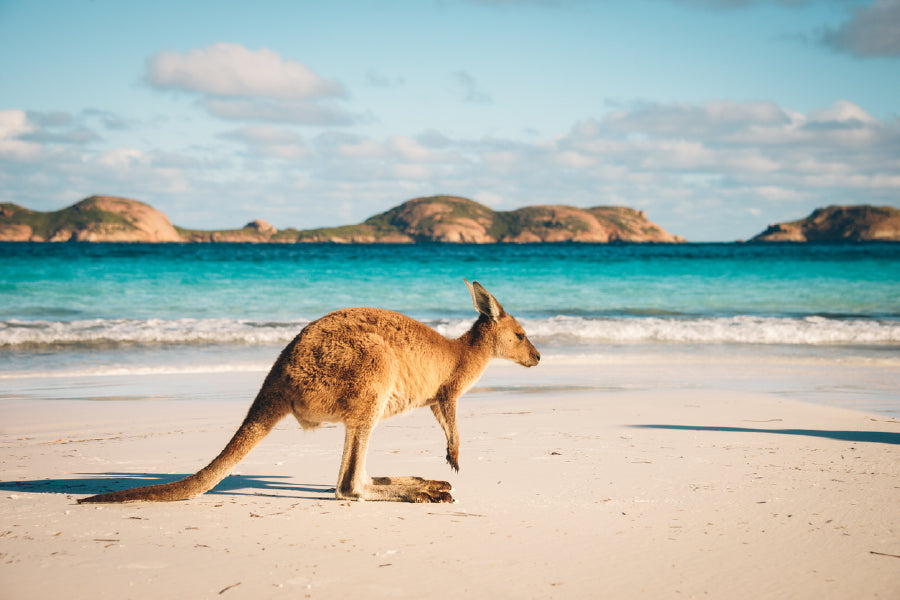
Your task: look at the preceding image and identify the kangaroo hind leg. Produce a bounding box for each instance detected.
[335,424,373,501]
[335,425,453,503]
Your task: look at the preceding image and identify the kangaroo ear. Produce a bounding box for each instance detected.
[465,279,504,320]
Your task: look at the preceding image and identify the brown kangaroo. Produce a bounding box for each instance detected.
[78,280,540,504]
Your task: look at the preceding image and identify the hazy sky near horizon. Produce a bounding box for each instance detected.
[1,0,898,241]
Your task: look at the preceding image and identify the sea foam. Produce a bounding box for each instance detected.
[3,314,898,348]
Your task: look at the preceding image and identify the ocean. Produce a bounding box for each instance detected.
[2,242,899,413]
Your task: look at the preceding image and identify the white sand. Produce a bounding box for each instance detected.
[1,360,899,599]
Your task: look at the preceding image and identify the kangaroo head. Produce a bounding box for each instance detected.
[465,279,540,368]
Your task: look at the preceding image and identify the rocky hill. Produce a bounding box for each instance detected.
[0,196,182,242]
[750,205,900,242]
[294,196,685,243]
[0,194,684,244]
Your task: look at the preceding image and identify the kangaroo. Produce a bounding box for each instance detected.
[78,280,540,504]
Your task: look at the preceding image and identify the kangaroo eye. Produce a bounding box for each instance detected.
[515,332,525,341]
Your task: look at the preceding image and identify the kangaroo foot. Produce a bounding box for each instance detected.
[414,490,454,503]
[371,476,452,492]
[350,476,455,502]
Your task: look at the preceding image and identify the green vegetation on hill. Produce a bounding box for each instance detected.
[1,200,131,240]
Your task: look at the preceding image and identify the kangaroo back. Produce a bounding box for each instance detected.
[77,393,287,503]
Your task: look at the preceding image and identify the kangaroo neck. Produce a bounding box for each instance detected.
[455,317,496,373]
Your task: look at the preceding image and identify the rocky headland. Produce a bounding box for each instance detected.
[0,195,685,244]
[0,196,182,243]
[750,205,900,243]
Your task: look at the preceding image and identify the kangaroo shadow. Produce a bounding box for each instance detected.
[0,472,337,500]
[632,424,900,446]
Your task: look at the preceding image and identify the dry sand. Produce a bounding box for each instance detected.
[2,360,899,599]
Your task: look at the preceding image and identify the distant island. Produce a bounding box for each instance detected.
[0,195,684,243]
[750,205,900,243]
[1,195,898,243]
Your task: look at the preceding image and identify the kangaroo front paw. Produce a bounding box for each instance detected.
[446,447,459,472]
[414,490,454,503]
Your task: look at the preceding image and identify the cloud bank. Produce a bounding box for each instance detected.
[2,96,897,240]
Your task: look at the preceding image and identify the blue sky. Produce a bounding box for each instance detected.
[1,0,898,240]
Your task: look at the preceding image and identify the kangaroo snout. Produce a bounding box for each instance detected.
[508,333,540,367]
[520,345,540,367]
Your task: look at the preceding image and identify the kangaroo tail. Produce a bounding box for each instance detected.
[77,396,287,504]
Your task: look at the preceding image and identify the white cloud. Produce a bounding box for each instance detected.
[219,126,309,160]
[202,98,355,126]
[554,150,594,169]
[21,111,99,145]
[331,136,390,160]
[24,111,73,128]
[148,43,345,99]
[147,43,353,126]
[752,187,804,202]
[807,99,877,125]
[0,110,41,161]
[97,148,148,168]
[389,135,464,164]
[640,139,717,170]
[221,125,301,145]
[604,100,792,138]
[473,190,505,206]
[389,136,433,161]
[310,131,463,165]
[416,129,455,148]
[0,109,113,161]
[0,109,104,161]
[393,163,432,179]
[0,110,31,138]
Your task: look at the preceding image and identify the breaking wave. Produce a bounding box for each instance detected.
[2,314,899,349]
[522,314,900,346]
[0,318,309,348]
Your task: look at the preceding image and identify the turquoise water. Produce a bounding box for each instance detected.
[1,242,899,379]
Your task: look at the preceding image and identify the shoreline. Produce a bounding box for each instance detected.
[2,361,899,598]
[4,350,899,417]
[4,239,900,247]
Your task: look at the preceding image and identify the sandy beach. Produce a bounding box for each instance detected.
[2,358,899,599]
